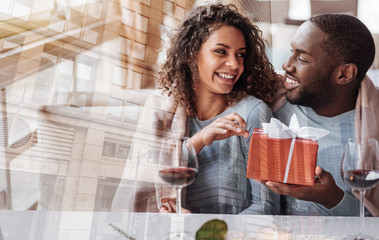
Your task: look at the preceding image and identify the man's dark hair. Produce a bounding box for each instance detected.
[310,14,375,81]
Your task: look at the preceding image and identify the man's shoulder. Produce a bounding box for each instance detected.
[274,101,299,115]
[273,102,313,125]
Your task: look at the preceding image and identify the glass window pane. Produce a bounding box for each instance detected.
[108,98,123,119]
[124,102,139,122]
[102,141,116,157]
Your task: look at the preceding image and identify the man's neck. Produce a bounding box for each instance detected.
[312,104,355,117]
[311,94,357,117]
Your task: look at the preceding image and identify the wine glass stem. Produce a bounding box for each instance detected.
[359,190,366,236]
[177,187,182,214]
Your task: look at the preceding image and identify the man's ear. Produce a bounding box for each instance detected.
[335,63,358,85]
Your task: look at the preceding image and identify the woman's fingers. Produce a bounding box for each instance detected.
[159,199,174,213]
[167,200,191,213]
[159,200,191,213]
[214,115,249,138]
[189,112,249,153]
[159,205,170,213]
[226,112,247,129]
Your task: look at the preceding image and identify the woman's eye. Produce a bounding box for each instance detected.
[214,49,226,54]
[237,52,246,58]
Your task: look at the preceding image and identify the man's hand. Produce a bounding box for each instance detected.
[264,166,344,209]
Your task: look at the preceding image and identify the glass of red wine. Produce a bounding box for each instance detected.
[156,136,198,214]
[341,138,379,240]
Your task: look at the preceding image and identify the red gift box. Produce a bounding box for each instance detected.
[247,128,318,186]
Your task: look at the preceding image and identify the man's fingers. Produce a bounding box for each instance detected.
[266,181,287,189]
[266,181,291,194]
[315,166,331,183]
[315,166,323,176]
[266,181,306,196]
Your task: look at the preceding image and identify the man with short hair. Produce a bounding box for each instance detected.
[268,13,379,216]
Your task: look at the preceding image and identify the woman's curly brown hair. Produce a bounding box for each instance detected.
[156,3,281,118]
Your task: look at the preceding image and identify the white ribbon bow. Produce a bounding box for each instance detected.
[261,114,329,183]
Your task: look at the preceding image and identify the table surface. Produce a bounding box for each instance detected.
[0,211,378,240]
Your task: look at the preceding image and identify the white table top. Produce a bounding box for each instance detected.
[0,211,378,239]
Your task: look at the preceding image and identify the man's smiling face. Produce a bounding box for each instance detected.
[282,21,337,108]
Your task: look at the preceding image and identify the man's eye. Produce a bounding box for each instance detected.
[299,57,308,63]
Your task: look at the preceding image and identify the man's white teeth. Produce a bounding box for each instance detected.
[219,73,234,79]
[286,78,299,85]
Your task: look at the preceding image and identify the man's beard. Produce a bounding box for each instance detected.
[286,71,335,109]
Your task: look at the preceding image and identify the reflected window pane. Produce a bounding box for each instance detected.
[0,57,19,84]
[70,92,87,107]
[32,84,51,103]
[124,102,139,122]
[12,2,31,19]
[102,141,116,157]
[117,144,130,159]
[75,78,91,92]
[56,73,72,90]
[76,63,92,80]
[112,66,127,86]
[0,0,10,13]
[59,59,74,74]
[56,90,69,105]
[108,98,123,119]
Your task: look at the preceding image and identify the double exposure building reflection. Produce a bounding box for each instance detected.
[1,0,378,213]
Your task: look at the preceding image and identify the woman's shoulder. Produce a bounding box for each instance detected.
[236,95,268,109]
[230,95,271,118]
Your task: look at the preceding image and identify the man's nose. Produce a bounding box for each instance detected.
[282,56,295,72]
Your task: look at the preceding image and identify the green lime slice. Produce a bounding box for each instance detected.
[195,219,228,240]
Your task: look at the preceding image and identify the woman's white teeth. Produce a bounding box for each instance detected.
[219,73,234,79]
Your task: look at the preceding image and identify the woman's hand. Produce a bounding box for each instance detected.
[159,199,191,213]
[190,113,249,154]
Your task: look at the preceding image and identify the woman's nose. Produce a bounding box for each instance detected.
[226,55,239,69]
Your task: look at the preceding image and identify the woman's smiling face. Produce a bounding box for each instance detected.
[195,25,246,96]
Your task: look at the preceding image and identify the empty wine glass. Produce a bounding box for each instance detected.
[341,138,379,240]
[156,137,198,214]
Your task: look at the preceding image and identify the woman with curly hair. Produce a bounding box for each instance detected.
[112,3,281,214]
[155,3,281,214]
[157,5,279,118]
